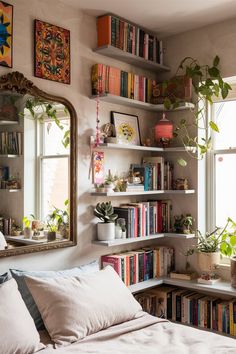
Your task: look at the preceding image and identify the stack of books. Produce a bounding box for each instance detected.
[0,132,23,155]
[91,63,156,103]
[114,200,172,238]
[97,14,164,64]
[135,286,236,336]
[132,157,173,191]
[101,247,174,286]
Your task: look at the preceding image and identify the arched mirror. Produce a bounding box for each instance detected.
[0,72,77,257]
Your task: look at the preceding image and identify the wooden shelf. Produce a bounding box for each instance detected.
[0,189,21,192]
[91,190,195,197]
[129,277,236,296]
[93,233,195,247]
[0,120,18,125]
[93,45,170,73]
[96,143,196,153]
[91,94,195,112]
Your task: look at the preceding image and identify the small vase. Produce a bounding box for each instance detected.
[47,231,56,242]
[231,256,236,288]
[24,227,32,239]
[197,252,220,274]
[97,222,115,241]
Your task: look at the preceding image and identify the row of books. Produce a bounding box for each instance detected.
[132,157,173,191]
[97,15,164,64]
[101,247,174,286]
[0,132,23,155]
[135,286,236,336]
[0,166,9,188]
[114,200,172,238]
[91,63,156,103]
[0,217,12,236]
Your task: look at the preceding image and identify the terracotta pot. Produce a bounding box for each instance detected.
[197,252,220,273]
[231,256,236,288]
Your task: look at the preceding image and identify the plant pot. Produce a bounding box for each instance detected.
[231,256,236,288]
[97,222,115,241]
[104,184,114,193]
[197,252,220,274]
[47,231,56,242]
[24,227,32,239]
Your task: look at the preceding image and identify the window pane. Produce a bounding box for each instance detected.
[44,119,70,155]
[213,101,236,149]
[215,153,236,226]
[42,157,69,219]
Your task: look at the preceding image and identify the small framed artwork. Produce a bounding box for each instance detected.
[34,19,70,84]
[0,1,13,68]
[111,111,141,146]
[92,151,105,184]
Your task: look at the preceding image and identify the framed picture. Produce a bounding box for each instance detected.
[111,111,141,146]
[92,151,105,184]
[34,19,70,84]
[0,1,13,68]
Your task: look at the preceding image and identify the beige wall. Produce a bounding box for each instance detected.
[0,0,234,279]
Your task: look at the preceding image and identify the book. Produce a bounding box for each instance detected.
[170,271,197,280]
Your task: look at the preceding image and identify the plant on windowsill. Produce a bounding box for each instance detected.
[94,201,118,241]
[47,222,57,242]
[22,216,32,239]
[47,200,69,239]
[189,217,236,277]
[158,55,232,164]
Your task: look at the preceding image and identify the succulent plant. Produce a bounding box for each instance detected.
[94,202,118,223]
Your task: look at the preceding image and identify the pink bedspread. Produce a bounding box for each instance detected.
[40,312,236,354]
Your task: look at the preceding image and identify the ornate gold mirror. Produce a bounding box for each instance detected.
[0,72,77,257]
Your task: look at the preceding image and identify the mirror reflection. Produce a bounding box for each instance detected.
[0,92,71,250]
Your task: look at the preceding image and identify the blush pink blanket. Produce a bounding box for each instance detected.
[40,312,236,354]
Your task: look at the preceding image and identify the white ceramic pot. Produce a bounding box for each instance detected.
[97,222,115,241]
[197,252,220,273]
[231,256,236,288]
[104,183,114,192]
[24,227,32,239]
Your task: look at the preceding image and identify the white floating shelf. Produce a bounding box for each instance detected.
[91,190,195,197]
[164,233,195,239]
[129,277,236,296]
[0,189,21,193]
[0,120,18,125]
[93,234,165,247]
[129,277,165,293]
[95,143,196,153]
[93,45,170,73]
[0,154,21,158]
[91,94,195,112]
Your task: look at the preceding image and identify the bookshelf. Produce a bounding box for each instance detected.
[91,94,195,112]
[91,190,195,197]
[129,277,236,296]
[93,45,170,73]
[96,142,197,153]
[92,233,195,247]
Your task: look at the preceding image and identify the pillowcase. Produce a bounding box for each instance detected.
[10,260,99,330]
[26,266,142,346]
[0,278,45,354]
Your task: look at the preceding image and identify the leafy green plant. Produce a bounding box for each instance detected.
[94,201,118,223]
[162,55,231,159]
[47,223,58,233]
[22,216,31,229]
[19,97,70,148]
[104,169,118,185]
[47,200,69,228]
[191,217,236,257]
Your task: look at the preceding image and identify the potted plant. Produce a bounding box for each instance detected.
[190,217,236,280]
[182,214,194,234]
[94,201,118,241]
[47,222,57,242]
[46,200,69,239]
[104,170,117,192]
[22,216,32,239]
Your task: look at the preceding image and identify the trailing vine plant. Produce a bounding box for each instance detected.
[19,97,70,148]
[161,55,231,164]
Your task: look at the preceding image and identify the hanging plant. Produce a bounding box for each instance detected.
[159,55,231,159]
[19,97,70,148]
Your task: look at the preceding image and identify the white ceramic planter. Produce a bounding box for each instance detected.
[24,227,32,239]
[197,252,220,273]
[231,256,236,288]
[97,222,115,241]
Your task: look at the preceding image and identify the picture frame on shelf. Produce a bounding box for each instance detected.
[0,1,13,68]
[34,19,70,84]
[111,111,141,146]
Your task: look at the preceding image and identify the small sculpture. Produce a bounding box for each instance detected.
[174,177,189,190]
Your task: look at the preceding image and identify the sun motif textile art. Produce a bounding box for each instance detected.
[34,20,70,84]
[0,1,13,68]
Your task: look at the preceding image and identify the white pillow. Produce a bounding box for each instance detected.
[0,278,45,354]
[26,266,142,346]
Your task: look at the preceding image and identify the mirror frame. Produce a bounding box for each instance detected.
[0,71,77,257]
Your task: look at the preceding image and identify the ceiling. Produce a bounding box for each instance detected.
[63,0,236,37]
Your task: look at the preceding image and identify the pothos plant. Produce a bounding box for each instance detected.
[19,97,70,148]
[161,55,232,164]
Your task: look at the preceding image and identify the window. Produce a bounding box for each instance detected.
[39,117,70,220]
[208,86,236,232]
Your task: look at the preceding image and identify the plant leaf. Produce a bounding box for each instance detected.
[213,55,220,67]
[177,158,187,167]
[209,121,219,133]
